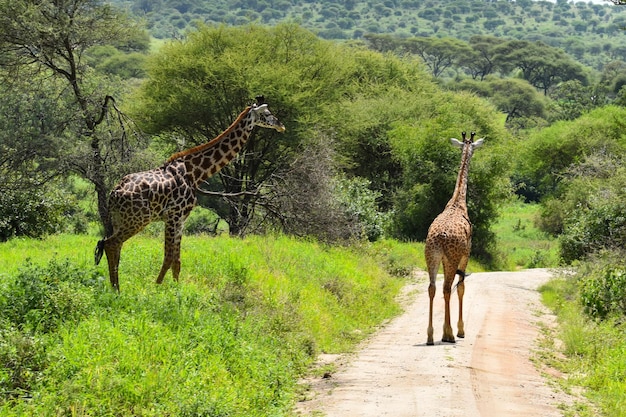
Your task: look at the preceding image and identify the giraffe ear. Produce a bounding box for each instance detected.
[473,138,485,148]
[450,138,464,148]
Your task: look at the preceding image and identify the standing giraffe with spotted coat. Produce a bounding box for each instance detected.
[425,131,484,345]
[95,98,285,291]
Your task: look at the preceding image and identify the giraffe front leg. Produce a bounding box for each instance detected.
[156,221,183,284]
[155,235,173,285]
[170,237,182,282]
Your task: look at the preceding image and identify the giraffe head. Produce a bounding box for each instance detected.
[250,96,285,133]
[450,131,484,150]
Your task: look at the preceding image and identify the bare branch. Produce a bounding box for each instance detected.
[197,189,261,198]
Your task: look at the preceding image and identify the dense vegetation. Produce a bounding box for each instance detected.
[0,234,420,415]
[114,0,626,70]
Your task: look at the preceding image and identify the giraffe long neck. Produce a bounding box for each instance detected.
[446,144,474,212]
[168,107,255,188]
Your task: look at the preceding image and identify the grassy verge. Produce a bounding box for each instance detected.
[539,273,626,417]
[0,233,421,416]
[492,199,559,269]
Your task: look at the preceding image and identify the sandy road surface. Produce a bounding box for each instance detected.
[296,269,574,417]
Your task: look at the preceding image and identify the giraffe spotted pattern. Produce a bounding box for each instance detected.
[424,132,484,345]
[95,99,285,291]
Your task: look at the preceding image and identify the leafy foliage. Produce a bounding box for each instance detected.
[0,259,102,400]
[540,273,626,417]
[579,254,626,320]
[0,188,73,242]
[134,24,512,255]
[559,163,626,263]
[515,106,626,202]
[0,259,101,333]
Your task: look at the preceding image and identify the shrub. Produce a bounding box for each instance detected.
[558,161,626,263]
[0,259,102,333]
[0,189,72,242]
[184,206,222,235]
[334,176,390,241]
[0,327,47,399]
[578,251,626,320]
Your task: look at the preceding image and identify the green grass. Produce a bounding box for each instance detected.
[0,233,417,416]
[492,199,559,269]
[539,274,626,417]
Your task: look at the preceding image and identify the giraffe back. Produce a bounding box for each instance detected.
[108,161,196,237]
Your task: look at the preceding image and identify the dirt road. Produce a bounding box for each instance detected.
[296,269,574,417]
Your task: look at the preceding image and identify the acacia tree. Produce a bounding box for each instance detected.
[494,40,587,95]
[0,0,147,236]
[402,37,472,78]
[461,35,506,80]
[134,24,359,236]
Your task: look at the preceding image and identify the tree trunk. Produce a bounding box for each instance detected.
[89,133,113,237]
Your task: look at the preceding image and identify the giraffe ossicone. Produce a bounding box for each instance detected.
[95,97,285,291]
[424,131,484,345]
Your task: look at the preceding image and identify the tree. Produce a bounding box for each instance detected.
[0,0,148,236]
[494,40,587,95]
[133,24,361,237]
[453,77,547,126]
[363,33,403,53]
[0,73,78,240]
[402,37,472,78]
[548,80,604,121]
[460,35,506,80]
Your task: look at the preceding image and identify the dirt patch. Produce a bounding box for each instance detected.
[295,269,576,417]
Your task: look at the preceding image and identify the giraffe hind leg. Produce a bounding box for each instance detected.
[456,256,470,338]
[104,242,122,292]
[441,260,458,343]
[425,249,442,346]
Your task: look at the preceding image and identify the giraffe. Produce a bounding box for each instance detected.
[424,131,484,345]
[94,97,285,291]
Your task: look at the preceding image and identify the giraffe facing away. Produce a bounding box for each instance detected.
[95,98,285,291]
[424,131,484,345]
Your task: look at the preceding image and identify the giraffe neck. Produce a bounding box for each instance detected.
[446,143,474,212]
[168,107,255,188]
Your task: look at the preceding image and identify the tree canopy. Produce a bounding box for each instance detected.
[0,0,151,235]
[132,24,511,257]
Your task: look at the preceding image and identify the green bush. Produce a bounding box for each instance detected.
[0,189,73,242]
[334,176,390,241]
[558,161,626,263]
[0,259,102,333]
[560,200,626,263]
[578,252,626,320]
[184,206,222,235]
[0,327,47,399]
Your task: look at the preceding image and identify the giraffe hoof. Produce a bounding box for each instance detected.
[457,332,465,338]
[442,336,456,344]
[427,339,435,346]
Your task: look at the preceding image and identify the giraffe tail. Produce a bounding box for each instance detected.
[453,270,471,291]
[94,240,105,265]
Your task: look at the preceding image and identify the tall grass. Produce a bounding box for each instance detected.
[0,233,415,416]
